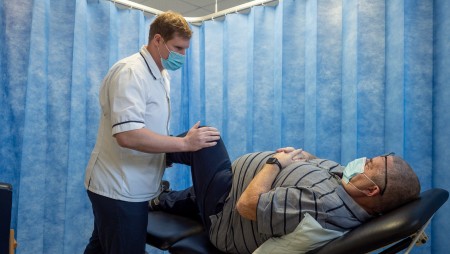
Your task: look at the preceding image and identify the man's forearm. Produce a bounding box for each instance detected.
[115,128,188,153]
[236,148,302,221]
[236,164,280,221]
[114,122,220,153]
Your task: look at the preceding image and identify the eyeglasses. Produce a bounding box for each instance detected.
[379,152,395,195]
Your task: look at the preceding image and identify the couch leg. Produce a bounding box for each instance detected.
[9,229,17,254]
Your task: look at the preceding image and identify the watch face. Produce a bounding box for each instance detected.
[266,157,282,170]
[267,157,277,164]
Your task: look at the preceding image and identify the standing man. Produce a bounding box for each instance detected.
[84,11,220,254]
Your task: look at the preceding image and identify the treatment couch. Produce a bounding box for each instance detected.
[0,182,17,254]
[146,188,448,254]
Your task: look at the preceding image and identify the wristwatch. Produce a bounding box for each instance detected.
[266,157,283,170]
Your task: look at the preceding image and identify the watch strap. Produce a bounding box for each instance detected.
[266,157,283,170]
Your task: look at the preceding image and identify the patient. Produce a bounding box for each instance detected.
[150,135,420,254]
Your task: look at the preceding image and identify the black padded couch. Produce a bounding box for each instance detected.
[0,182,13,254]
[146,188,448,254]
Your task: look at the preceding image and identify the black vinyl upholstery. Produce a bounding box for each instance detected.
[0,182,13,254]
[170,231,225,254]
[146,188,448,254]
[308,188,449,254]
[146,211,204,250]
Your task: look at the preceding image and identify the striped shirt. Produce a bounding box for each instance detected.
[209,152,372,254]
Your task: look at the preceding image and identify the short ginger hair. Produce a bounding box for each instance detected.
[149,11,192,43]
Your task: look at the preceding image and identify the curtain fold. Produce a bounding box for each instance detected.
[281,0,306,149]
[432,1,450,254]
[64,0,94,252]
[19,0,52,252]
[1,0,449,253]
[385,0,405,157]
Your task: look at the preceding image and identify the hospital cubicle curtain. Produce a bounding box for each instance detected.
[0,0,449,253]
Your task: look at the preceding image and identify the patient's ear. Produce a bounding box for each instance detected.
[364,185,380,197]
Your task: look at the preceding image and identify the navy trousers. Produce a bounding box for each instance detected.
[84,191,148,254]
[161,135,233,231]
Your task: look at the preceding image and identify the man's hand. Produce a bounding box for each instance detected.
[276,147,317,161]
[274,147,303,168]
[183,121,221,151]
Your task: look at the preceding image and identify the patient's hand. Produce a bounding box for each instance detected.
[300,150,317,160]
[274,147,304,168]
[276,148,317,161]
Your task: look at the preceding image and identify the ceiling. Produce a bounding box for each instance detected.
[130,0,253,17]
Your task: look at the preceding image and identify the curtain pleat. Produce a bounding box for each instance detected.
[385,0,405,157]
[223,13,254,157]
[17,0,51,252]
[356,0,385,157]
[404,0,434,192]
[64,0,91,252]
[280,0,305,150]
[341,0,358,162]
[204,21,225,134]
[46,1,75,252]
[433,2,450,254]
[0,0,33,247]
[315,0,343,160]
[1,0,449,253]
[304,0,318,157]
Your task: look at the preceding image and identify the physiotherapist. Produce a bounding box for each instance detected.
[83,11,220,254]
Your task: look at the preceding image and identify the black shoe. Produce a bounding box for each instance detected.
[148,180,171,211]
[161,180,171,192]
[148,198,161,211]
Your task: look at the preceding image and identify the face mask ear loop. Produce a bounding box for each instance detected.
[362,173,384,196]
[157,45,164,59]
[362,173,380,190]
[348,181,368,196]
[156,36,167,60]
[351,173,381,197]
[164,42,172,54]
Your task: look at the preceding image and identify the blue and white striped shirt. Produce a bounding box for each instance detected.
[209,151,371,254]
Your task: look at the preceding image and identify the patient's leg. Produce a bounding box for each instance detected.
[157,187,202,221]
[165,133,232,230]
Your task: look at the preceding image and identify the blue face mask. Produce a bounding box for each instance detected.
[160,43,185,71]
[342,157,367,183]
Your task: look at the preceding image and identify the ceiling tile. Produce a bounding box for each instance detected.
[182,8,212,17]
[180,0,217,8]
[217,0,251,11]
[138,0,199,14]
[133,0,253,16]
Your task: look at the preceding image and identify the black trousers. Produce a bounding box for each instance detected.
[84,191,148,254]
[161,135,233,231]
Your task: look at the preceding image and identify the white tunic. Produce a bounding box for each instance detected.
[85,46,170,202]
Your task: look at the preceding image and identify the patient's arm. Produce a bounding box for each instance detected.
[236,162,280,221]
[236,148,303,221]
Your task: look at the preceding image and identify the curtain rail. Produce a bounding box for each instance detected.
[107,0,280,23]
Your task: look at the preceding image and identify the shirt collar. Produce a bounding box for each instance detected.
[139,45,162,80]
[336,185,373,222]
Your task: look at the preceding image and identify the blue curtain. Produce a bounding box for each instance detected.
[1,0,449,253]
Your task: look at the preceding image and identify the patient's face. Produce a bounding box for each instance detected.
[365,157,385,175]
[343,156,390,196]
[365,156,393,194]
